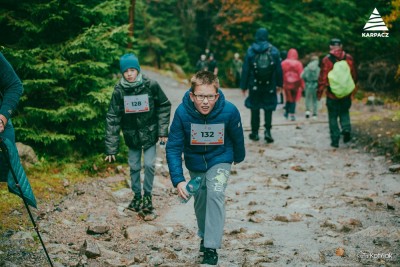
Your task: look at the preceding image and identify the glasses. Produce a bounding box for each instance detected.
[193,94,218,101]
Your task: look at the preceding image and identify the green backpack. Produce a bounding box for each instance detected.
[327,55,355,98]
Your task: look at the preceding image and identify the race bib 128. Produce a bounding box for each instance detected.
[124,94,150,113]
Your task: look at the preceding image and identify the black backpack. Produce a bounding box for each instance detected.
[253,46,275,87]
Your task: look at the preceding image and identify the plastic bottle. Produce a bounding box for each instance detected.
[180,176,202,203]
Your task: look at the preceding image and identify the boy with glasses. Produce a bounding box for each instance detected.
[166,70,245,265]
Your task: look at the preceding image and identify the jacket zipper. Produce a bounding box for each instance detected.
[203,118,208,170]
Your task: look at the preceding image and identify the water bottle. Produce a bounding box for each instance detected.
[180,176,202,203]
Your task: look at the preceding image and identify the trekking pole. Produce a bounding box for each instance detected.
[0,138,54,267]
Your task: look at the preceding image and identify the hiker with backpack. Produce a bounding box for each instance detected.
[301,55,321,120]
[317,38,357,148]
[240,27,283,143]
[281,48,304,121]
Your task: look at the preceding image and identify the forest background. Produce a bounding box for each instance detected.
[0,0,399,158]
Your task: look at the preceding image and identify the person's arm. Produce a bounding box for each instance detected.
[166,107,186,187]
[317,56,333,100]
[240,49,251,91]
[105,89,123,159]
[0,53,23,127]
[227,105,245,164]
[273,49,283,88]
[152,80,171,138]
[346,54,358,98]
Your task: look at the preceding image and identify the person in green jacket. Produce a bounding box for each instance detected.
[104,53,171,213]
[301,55,320,119]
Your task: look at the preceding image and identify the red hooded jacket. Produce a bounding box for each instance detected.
[281,48,304,102]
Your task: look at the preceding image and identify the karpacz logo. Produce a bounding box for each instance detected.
[362,8,389,38]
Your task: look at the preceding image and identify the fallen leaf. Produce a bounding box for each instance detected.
[336,247,345,257]
[291,165,306,172]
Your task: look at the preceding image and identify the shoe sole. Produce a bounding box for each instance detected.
[126,206,141,212]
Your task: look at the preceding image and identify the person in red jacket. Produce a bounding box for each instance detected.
[281,48,304,121]
[317,38,357,148]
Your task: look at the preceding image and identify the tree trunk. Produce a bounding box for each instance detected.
[128,0,136,49]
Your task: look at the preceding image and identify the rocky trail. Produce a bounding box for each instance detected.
[1,70,399,267]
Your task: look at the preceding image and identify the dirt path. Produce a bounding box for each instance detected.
[1,70,399,267]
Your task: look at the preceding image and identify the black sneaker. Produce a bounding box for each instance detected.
[127,196,142,212]
[343,132,351,143]
[142,195,154,212]
[202,248,218,265]
[199,239,205,253]
[249,133,259,141]
[330,141,339,148]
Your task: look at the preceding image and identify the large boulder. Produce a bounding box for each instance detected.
[16,142,38,168]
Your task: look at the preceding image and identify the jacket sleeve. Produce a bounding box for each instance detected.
[272,49,283,88]
[240,48,251,90]
[227,105,245,163]
[346,54,358,96]
[297,62,305,89]
[105,89,123,155]
[152,80,171,137]
[166,107,186,187]
[0,53,23,121]
[317,56,333,99]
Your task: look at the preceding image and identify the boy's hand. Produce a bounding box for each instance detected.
[177,181,189,200]
[159,136,168,144]
[105,155,116,162]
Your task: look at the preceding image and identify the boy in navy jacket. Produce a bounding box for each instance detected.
[166,71,245,265]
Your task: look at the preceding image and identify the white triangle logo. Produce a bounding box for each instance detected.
[363,8,389,31]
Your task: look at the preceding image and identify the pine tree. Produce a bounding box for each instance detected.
[0,0,133,156]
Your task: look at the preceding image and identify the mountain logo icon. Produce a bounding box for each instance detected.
[363,8,389,31]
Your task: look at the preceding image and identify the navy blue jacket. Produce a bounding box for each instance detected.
[166,89,245,187]
[240,28,283,111]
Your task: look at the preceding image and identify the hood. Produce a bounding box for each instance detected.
[182,88,225,120]
[251,28,270,53]
[308,59,319,70]
[255,28,269,42]
[287,48,299,60]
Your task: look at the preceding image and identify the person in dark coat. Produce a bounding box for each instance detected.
[0,52,24,181]
[105,53,171,213]
[240,28,283,143]
[0,52,23,144]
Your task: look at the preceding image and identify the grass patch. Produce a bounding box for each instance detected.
[0,154,126,233]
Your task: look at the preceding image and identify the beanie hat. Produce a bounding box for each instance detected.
[120,53,140,73]
[329,38,342,46]
[255,28,269,42]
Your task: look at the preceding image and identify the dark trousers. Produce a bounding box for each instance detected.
[326,97,352,142]
[251,109,273,134]
[284,102,296,115]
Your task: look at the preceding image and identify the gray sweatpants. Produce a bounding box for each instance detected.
[128,144,156,196]
[189,163,231,249]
